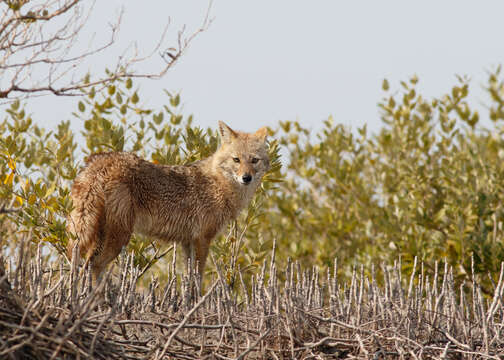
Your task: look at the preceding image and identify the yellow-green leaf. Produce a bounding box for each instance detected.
[28,194,37,205]
[382,79,390,91]
[15,196,23,206]
[4,173,14,186]
[7,158,16,171]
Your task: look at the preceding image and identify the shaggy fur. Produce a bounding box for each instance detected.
[67,121,269,280]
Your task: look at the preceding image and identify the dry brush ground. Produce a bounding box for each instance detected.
[1,242,504,359]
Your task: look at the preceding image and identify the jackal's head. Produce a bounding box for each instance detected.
[213,121,270,187]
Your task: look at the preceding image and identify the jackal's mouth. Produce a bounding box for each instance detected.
[236,179,251,186]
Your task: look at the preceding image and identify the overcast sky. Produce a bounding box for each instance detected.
[23,1,504,135]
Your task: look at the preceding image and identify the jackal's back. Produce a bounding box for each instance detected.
[67,121,270,280]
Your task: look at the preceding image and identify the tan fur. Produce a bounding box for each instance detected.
[66,122,270,281]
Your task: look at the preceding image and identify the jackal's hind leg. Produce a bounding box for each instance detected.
[87,224,132,284]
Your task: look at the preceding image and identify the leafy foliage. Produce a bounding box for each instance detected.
[2,69,504,291]
[0,77,282,284]
[260,69,504,292]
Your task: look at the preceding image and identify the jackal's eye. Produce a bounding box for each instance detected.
[251,157,259,164]
[233,157,240,163]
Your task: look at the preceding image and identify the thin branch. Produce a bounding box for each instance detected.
[0,0,213,100]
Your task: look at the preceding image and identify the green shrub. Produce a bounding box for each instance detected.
[2,69,504,292]
[259,70,504,293]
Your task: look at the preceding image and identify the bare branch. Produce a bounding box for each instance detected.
[0,0,213,101]
[0,204,18,214]
[1,247,504,359]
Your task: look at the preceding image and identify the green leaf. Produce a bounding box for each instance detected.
[382,79,389,91]
[170,94,180,107]
[131,92,139,104]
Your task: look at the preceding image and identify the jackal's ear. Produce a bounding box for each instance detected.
[254,126,268,143]
[218,121,237,144]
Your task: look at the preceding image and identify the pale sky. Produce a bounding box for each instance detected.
[22,1,504,135]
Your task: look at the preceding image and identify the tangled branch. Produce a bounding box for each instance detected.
[0,0,213,100]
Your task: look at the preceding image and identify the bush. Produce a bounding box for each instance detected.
[2,69,504,292]
[260,70,504,293]
[0,78,282,285]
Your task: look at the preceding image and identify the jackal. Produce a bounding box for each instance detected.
[67,121,270,281]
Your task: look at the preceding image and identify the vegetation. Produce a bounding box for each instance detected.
[3,0,504,296]
[2,69,504,292]
[265,71,504,293]
[0,0,210,99]
[1,242,503,359]
[2,2,504,358]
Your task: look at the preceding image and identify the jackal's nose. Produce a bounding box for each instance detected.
[242,174,252,184]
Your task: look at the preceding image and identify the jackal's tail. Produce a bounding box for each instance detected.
[66,178,105,262]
